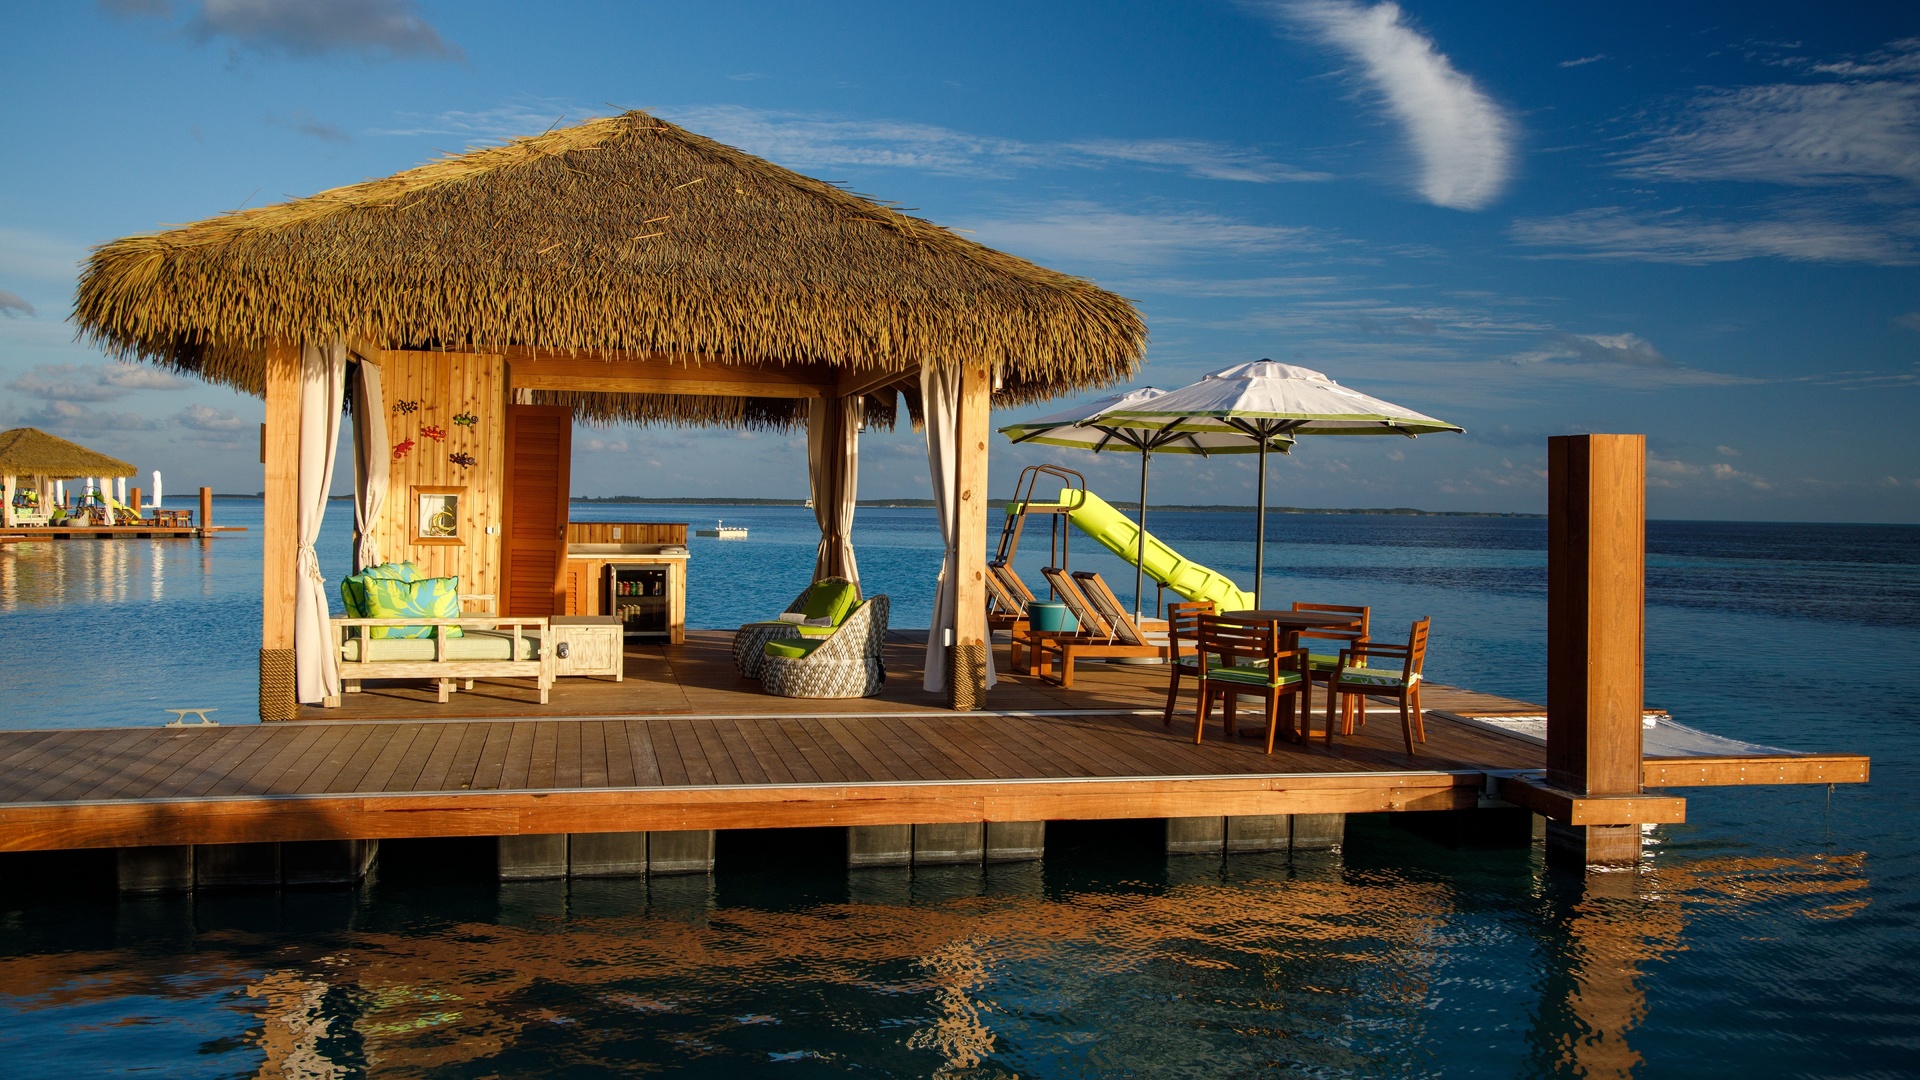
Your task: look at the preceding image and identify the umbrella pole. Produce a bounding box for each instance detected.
[1135,451,1150,621]
[1254,441,1268,609]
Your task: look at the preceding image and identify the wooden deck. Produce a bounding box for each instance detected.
[0,632,1867,853]
[0,525,244,540]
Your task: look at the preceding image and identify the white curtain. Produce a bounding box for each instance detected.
[151,470,162,513]
[350,356,389,571]
[808,394,863,585]
[294,338,347,704]
[920,361,997,695]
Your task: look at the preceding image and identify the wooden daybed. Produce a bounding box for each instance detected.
[324,616,553,707]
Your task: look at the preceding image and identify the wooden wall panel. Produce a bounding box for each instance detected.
[366,350,507,604]
[566,522,687,545]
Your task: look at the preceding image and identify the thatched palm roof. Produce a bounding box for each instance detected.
[72,110,1145,428]
[0,428,136,477]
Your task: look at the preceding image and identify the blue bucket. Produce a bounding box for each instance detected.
[1027,601,1078,634]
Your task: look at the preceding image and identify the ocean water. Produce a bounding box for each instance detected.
[0,499,1916,1076]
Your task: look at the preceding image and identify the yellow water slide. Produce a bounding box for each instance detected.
[1019,488,1254,611]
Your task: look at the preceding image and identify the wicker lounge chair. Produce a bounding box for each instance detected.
[760,595,889,698]
[732,576,861,678]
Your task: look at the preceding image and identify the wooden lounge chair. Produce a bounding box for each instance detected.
[1194,614,1311,753]
[1293,601,1370,734]
[1030,567,1166,688]
[990,561,1046,669]
[1160,599,1215,726]
[1320,617,1430,755]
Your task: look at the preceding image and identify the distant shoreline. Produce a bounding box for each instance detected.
[571,495,1542,518]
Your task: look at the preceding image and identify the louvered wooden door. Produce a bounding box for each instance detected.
[502,405,573,616]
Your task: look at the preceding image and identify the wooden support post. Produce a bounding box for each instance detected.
[1547,434,1648,866]
[949,361,992,710]
[129,487,141,523]
[200,486,213,531]
[260,343,301,721]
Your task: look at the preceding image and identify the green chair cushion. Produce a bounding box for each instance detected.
[799,581,859,626]
[340,561,422,618]
[1205,663,1303,688]
[362,575,463,639]
[340,629,539,662]
[796,623,840,638]
[1336,667,1416,688]
[764,638,827,660]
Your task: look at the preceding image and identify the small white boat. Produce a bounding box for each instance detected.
[695,519,749,539]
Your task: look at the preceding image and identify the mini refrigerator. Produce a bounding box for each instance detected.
[606,564,670,638]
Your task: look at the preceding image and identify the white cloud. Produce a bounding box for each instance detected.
[1514,332,1672,369]
[175,403,249,432]
[1622,78,1920,187]
[580,438,630,453]
[8,362,189,402]
[0,290,33,317]
[1559,54,1607,69]
[1263,0,1515,209]
[1509,205,1920,266]
[373,101,584,140]
[963,202,1321,266]
[659,105,1324,183]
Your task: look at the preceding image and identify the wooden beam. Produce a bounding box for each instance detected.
[261,343,301,652]
[950,361,993,709]
[1546,434,1646,864]
[1499,774,1685,826]
[836,366,916,400]
[505,353,836,399]
[1643,754,1869,788]
[0,772,1485,852]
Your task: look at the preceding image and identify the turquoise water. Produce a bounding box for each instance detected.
[0,500,1916,1076]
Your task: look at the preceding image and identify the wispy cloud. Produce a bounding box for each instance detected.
[657,105,1326,183]
[188,0,460,61]
[1514,332,1672,369]
[962,202,1322,267]
[1256,0,1515,209]
[1509,204,1920,266]
[266,108,350,144]
[1897,311,1920,333]
[0,291,34,317]
[372,101,583,140]
[1621,73,1920,187]
[1559,54,1607,69]
[8,362,190,402]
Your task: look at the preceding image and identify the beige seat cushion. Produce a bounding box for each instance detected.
[340,629,542,663]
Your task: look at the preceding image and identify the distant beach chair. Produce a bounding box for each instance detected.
[1029,568,1165,688]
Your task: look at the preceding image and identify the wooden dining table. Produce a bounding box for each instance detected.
[1220,609,1364,649]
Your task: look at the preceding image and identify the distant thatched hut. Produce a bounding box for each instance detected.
[0,427,136,527]
[74,109,1147,714]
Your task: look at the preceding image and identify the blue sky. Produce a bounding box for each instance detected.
[3,1,1917,521]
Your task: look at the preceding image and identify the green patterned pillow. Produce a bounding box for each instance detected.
[362,575,462,639]
[340,561,422,618]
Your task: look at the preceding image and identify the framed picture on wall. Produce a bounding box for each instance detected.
[413,486,464,544]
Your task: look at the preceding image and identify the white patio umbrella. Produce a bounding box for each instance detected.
[999,387,1293,619]
[1101,361,1462,607]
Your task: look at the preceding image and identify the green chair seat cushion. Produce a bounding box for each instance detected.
[764,638,827,660]
[362,575,463,639]
[799,581,859,626]
[340,561,422,618]
[340,628,538,663]
[1336,667,1417,688]
[1205,662,1303,688]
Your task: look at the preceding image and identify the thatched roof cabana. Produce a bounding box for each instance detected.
[0,428,136,478]
[72,109,1145,428]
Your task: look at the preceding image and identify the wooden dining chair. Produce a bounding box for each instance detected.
[1160,599,1215,726]
[1320,617,1431,755]
[1293,601,1370,734]
[1194,614,1311,753]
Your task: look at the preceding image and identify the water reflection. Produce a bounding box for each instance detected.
[0,846,1869,1077]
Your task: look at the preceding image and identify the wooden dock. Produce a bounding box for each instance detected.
[0,525,244,541]
[0,633,1866,855]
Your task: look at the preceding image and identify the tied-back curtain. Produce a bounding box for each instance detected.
[808,394,863,585]
[350,356,388,572]
[294,338,347,704]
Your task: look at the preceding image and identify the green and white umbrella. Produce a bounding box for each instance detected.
[1100,361,1462,607]
[999,387,1292,619]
